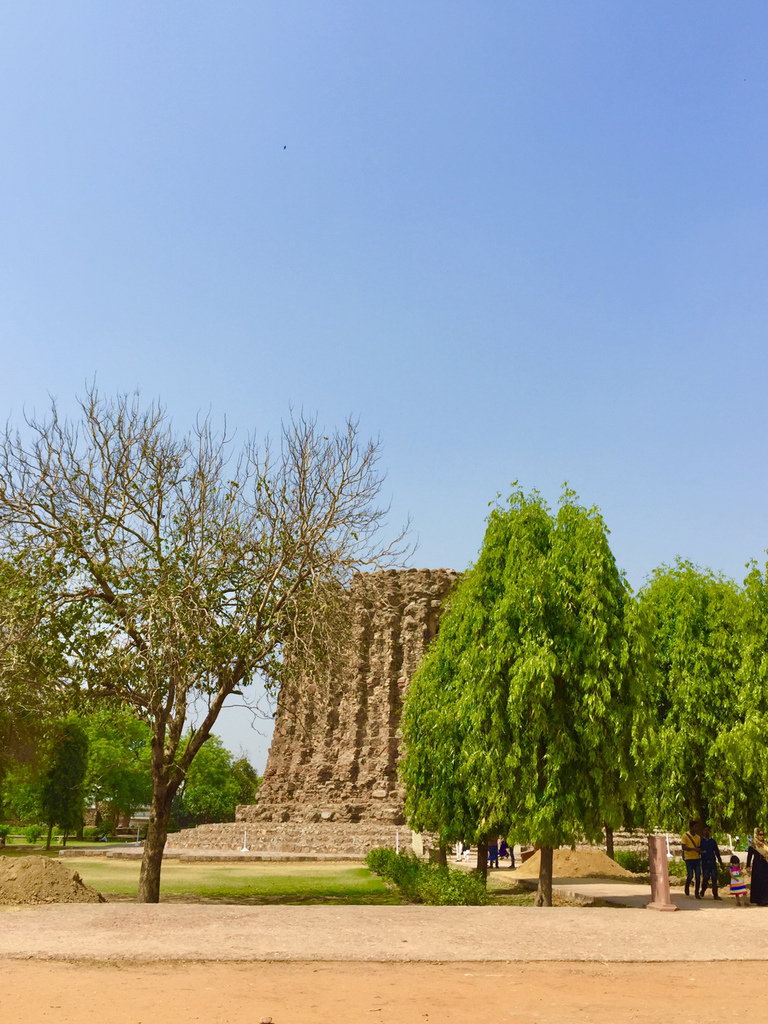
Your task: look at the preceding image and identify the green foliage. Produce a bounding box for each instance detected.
[705,561,768,830]
[1,761,43,824]
[637,561,745,830]
[231,756,261,806]
[613,850,649,874]
[365,847,488,905]
[175,735,257,825]
[0,823,10,844]
[83,823,115,841]
[401,487,643,850]
[81,707,152,824]
[40,720,89,836]
[24,824,44,845]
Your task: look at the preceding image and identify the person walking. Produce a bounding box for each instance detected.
[681,820,702,898]
[747,827,768,906]
[699,824,723,900]
[487,838,499,869]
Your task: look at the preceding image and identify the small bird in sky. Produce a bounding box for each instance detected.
[283,145,287,149]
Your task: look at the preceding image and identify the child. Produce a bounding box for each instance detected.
[729,854,747,906]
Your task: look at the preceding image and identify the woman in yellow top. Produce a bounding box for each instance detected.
[681,820,702,899]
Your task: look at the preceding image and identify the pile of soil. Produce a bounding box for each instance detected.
[0,856,106,905]
[514,848,634,880]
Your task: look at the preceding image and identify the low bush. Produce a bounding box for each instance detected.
[668,858,686,878]
[83,823,116,842]
[366,847,488,906]
[24,824,44,845]
[0,824,10,846]
[613,850,649,874]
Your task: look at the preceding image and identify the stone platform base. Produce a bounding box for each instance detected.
[167,820,415,856]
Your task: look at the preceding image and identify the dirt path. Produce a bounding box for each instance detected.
[3,902,768,962]
[0,960,760,1024]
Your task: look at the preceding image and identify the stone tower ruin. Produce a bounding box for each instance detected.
[169,567,458,854]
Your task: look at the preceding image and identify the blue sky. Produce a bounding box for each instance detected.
[2,2,766,767]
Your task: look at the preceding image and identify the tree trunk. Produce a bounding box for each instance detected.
[476,841,489,883]
[535,846,553,906]
[45,823,53,851]
[137,789,173,903]
[62,830,68,848]
[605,825,615,860]
[436,843,447,868]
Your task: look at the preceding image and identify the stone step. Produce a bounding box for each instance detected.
[169,820,415,856]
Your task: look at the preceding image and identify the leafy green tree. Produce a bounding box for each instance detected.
[82,708,152,827]
[1,760,44,825]
[402,488,643,905]
[40,720,89,848]
[232,755,261,807]
[705,560,768,830]
[178,735,239,824]
[636,561,744,830]
[0,387,402,901]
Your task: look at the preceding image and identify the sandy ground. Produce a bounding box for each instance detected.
[0,960,764,1024]
[514,847,634,878]
[2,902,768,962]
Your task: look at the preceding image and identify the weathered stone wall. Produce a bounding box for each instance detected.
[171,567,458,854]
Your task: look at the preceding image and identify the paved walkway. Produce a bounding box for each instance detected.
[1,902,766,963]
[544,877,732,910]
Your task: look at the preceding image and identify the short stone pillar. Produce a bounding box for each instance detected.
[646,834,677,911]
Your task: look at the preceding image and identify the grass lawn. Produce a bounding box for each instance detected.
[0,841,125,857]
[0,850,589,906]
[57,857,401,905]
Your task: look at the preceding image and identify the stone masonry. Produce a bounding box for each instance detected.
[169,568,459,855]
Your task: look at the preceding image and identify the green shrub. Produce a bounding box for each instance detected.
[366,847,487,906]
[24,825,44,845]
[614,850,649,874]
[668,858,686,877]
[0,824,10,846]
[83,823,116,842]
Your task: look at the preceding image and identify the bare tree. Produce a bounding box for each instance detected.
[0,387,404,901]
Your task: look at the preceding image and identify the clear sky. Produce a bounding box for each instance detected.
[2,2,766,769]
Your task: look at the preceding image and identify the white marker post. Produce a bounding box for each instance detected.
[242,829,248,852]
[395,830,400,854]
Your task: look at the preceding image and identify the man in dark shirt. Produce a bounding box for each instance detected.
[700,824,723,900]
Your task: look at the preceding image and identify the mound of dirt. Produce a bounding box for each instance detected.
[0,856,106,905]
[514,848,634,880]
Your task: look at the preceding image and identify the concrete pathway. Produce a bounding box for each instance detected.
[545,877,732,910]
[0,902,766,963]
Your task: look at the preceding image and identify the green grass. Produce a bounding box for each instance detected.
[52,857,401,904]
[0,840,120,856]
